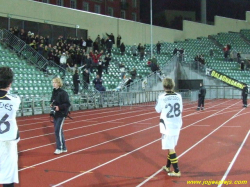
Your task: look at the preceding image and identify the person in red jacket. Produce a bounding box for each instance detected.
[89,50,103,64]
[89,50,103,73]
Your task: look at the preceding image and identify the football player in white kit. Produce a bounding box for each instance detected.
[155,78,183,177]
[0,67,21,187]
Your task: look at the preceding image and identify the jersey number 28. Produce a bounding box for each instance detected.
[165,103,181,118]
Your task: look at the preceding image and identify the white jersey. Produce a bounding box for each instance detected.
[0,93,21,141]
[155,92,183,136]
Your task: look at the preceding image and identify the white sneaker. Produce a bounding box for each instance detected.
[54,149,62,154]
[62,149,67,153]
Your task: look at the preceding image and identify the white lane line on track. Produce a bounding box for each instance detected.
[136,103,243,187]
[52,139,161,187]
[222,126,241,128]
[19,99,231,134]
[19,100,232,152]
[17,99,221,125]
[20,111,156,140]
[53,101,243,187]
[19,125,158,172]
[23,101,239,186]
[17,107,147,127]
[192,125,210,127]
[217,130,250,187]
[18,117,158,153]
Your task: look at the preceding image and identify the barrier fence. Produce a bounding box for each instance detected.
[17,85,242,116]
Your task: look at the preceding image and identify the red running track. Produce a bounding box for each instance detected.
[14,99,249,187]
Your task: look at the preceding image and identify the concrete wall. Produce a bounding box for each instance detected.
[1,0,250,45]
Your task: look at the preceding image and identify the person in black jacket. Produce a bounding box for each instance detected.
[197,82,206,111]
[50,77,71,155]
[73,70,80,94]
[120,42,125,56]
[242,85,248,108]
[82,69,90,90]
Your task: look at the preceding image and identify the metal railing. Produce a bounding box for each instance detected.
[17,86,242,117]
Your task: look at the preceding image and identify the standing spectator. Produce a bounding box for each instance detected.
[73,70,80,94]
[117,35,122,48]
[131,44,137,57]
[120,42,125,55]
[237,52,242,64]
[37,44,44,56]
[82,69,90,89]
[95,35,101,50]
[13,27,19,37]
[155,78,183,177]
[82,39,86,51]
[50,77,71,155]
[89,50,103,72]
[139,45,145,61]
[242,85,248,108]
[101,37,106,51]
[137,43,141,53]
[106,33,115,45]
[85,54,93,73]
[196,82,206,111]
[19,29,27,43]
[104,54,111,74]
[156,41,161,54]
[93,41,99,53]
[97,59,104,78]
[44,35,51,46]
[241,60,245,71]
[0,67,21,187]
[86,36,93,53]
[60,53,67,76]
[106,38,113,55]
[119,63,126,80]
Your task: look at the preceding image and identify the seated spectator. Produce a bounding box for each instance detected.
[173,48,178,55]
[119,63,126,80]
[124,77,133,92]
[130,68,137,80]
[93,74,106,91]
[148,57,159,73]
